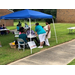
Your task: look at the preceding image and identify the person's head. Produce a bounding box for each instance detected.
[0,25,2,27]
[35,23,39,26]
[19,27,24,33]
[17,24,19,26]
[3,24,5,26]
[46,21,50,25]
[19,21,20,23]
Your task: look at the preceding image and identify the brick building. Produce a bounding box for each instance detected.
[0,9,13,26]
[56,9,75,23]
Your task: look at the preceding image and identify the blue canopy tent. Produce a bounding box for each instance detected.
[0,9,53,19]
[0,9,58,54]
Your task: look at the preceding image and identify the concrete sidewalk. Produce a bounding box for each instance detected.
[8,39,75,65]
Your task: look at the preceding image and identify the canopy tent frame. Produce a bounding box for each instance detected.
[28,18,58,54]
[0,9,58,54]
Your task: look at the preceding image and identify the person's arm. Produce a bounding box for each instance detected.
[35,27,38,36]
[35,32,38,36]
[26,35,28,41]
[31,30,35,34]
[46,25,50,36]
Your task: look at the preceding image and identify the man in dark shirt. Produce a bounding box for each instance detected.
[0,25,4,35]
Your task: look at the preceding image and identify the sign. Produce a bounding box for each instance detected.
[28,41,37,49]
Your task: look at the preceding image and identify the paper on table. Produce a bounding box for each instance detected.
[27,34,36,38]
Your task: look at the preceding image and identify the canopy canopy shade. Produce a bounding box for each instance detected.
[0,9,53,19]
[0,9,57,54]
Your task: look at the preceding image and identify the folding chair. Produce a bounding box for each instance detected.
[14,31,19,40]
[17,38,25,51]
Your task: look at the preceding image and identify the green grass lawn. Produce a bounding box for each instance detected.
[0,22,75,65]
[67,59,75,65]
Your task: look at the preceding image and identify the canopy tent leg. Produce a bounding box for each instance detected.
[29,18,32,54]
[52,18,58,43]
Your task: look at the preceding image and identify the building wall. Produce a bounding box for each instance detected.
[0,9,13,26]
[56,9,75,23]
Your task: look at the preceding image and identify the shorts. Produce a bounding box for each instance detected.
[38,33,46,42]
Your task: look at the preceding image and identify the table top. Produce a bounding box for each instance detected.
[67,27,75,29]
[27,34,36,38]
[0,29,9,31]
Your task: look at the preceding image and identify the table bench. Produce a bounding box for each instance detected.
[67,27,75,33]
[0,29,9,35]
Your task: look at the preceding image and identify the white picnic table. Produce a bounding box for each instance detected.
[0,29,9,31]
[67,27,75,33]
[27,34,36,38]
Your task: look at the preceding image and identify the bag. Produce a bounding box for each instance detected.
[15,40,18,45]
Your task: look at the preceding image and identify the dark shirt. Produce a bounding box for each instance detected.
[0,27,3,29]
[18,23,21,26]
[26,30,35,36]
[19,33,27,43]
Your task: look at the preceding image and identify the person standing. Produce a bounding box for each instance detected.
[35,23,46,48]
[44,21,51,46]
[18,21,21,27]
[26,27,40,45]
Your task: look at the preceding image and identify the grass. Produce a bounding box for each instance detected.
[0,22,75,65]
[67,59,75,65]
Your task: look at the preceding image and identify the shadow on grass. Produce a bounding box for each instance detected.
[66,33,75,35]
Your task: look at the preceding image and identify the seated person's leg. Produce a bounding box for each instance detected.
[27,38,33,41]
[4,31,6,34]
[1,31,4,35]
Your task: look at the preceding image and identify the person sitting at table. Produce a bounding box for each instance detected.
[2,24,8,34]
[26,27,40,44]
[25,23,29,28]
[0,25,5,35]
[2,24,6,29]
[16,24,20,31]
[19,27,28,43]
[19,27,26,35]
[18,27,28,49]
[0,25,3,29]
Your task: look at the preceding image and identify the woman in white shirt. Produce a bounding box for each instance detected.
[44,22,51,46]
